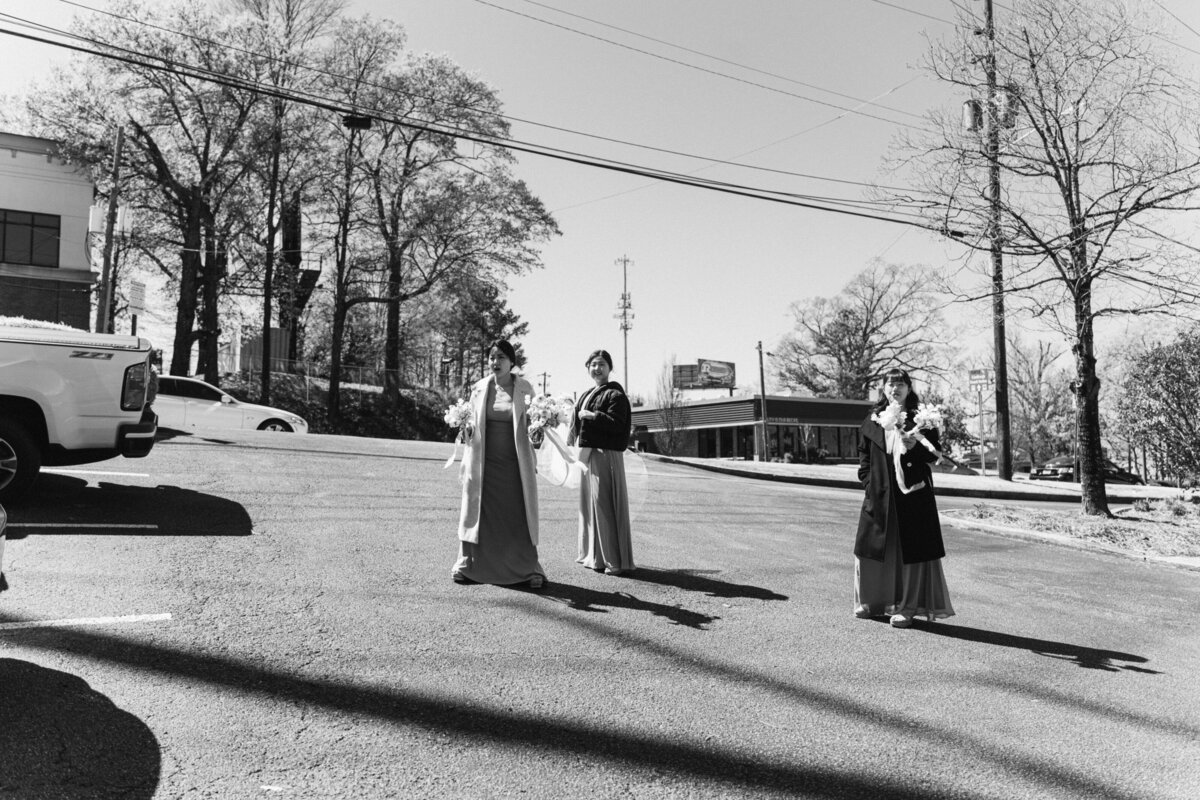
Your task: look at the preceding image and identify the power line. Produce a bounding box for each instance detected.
[468,0,924,129]
[0,25,954,233]
[512,0,926,120]
[31,3,932,196]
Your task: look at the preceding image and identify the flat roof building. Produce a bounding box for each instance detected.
[631,394,872,463]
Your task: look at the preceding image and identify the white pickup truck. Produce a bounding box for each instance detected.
[0,321,158,503]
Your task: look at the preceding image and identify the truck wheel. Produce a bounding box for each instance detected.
[0,419,41,503]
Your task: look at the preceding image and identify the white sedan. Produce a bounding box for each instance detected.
[153,376,309,434]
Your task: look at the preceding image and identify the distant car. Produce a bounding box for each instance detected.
[1029,455,1143,485]
[154,376,308,434]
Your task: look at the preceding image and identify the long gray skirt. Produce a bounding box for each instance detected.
[854,523,954,621]
[454,420,544,585]
[577,448,635,573]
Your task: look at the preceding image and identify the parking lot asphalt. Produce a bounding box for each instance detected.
[644,454,1200,573]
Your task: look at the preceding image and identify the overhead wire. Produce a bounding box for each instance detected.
[512,0,926,121]
[0,22,953,232]
[467,0,925,129]
[46,0,934,196]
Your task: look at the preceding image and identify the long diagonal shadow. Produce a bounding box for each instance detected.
[617,566,788,601]
[4,623,955,800]
[520,582,719,629]
[914,623,1161,673]
[515,602,1164,800]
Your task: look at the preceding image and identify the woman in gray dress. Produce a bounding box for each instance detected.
[568,349,635,575]
[452,340,545,589]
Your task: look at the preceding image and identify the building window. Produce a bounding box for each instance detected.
[1,209,60,267]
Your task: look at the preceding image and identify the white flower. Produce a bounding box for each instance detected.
[528,393,574,442]
[443,399,474,440]
[912,403,945,432]
[871,402,904,430]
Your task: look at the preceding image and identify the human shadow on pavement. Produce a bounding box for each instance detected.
[0,658,160,798]
[4,474,252,539]
[519,581,719,629]
[614,566,788,601]
[915,622,1160,673]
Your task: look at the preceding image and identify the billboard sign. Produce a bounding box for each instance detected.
[672,360,736,390]
[697,359,736,388]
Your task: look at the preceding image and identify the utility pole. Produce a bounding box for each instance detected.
[983,0,1013,481]
[95,125,124,334]
[538,371,550,394]
[614,255,634,392]
[756,340,769,462]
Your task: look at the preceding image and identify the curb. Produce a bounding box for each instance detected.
[641,453,1087,502]
[642,453,1200,574]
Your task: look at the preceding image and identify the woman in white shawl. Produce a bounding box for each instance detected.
[452,340,545,589]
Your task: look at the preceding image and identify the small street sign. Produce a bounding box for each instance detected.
[968,368,994,391]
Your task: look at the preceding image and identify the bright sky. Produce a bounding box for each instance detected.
[3,0,1199,402]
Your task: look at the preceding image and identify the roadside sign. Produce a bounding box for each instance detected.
[968,368,993,391]
[129,281,146,314]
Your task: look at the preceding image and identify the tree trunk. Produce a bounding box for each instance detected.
[260,123,283,405]
[1071,275,1110,516]
[170,187,203,376]
[383,251,402,408]
[196,199,222,384]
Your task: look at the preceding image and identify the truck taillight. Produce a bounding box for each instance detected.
[122,361,150,411]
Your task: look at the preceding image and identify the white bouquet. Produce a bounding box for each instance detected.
[528,393,574,444]
[871,402,905,431]
[443,398,474,443]
[911,403,944,432]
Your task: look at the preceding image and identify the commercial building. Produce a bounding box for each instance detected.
[0,131,95,329]
[631,394,873,462]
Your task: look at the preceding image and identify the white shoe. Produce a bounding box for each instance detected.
[854,605,871,619]
[890,614,913,628]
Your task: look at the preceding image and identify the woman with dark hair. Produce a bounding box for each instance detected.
[452,339,546,590]
[854,368,954,627]
[568,349,635,575]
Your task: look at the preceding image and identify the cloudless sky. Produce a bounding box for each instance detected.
[3,0,1199,402]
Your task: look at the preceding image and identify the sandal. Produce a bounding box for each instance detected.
[889,614,913,628]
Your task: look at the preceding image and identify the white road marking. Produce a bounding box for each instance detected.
[7,523,159,529]
[0,612,172,631]
[42,468,151,477]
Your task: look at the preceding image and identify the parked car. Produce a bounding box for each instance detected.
[154,376,308,433]
[1029,455,1144,485]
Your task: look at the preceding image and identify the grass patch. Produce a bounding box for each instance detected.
[945,496,1200,558]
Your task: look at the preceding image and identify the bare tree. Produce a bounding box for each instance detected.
[774,259,954,399]
[653,357,686,456]
[1006,337,1073,469]
[892,0,1200,513]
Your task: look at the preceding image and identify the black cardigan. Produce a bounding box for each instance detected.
[568,381,631,451]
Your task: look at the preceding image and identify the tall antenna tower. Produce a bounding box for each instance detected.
[614,255,634,391]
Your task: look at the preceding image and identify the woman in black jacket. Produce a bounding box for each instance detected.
[568,349,635,575]
[854,368,954,628]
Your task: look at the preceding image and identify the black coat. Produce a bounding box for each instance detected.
[854,413,946,564]
[568,381,631,451]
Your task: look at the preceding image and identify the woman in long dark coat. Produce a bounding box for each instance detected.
[854,368,954,627]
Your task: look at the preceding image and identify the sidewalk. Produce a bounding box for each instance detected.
[643,453,1200,573]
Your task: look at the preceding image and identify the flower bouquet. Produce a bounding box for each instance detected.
[443,398,474,468]
[443,398,474,442]
[527,393,574,445]
[908,403,961,467]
